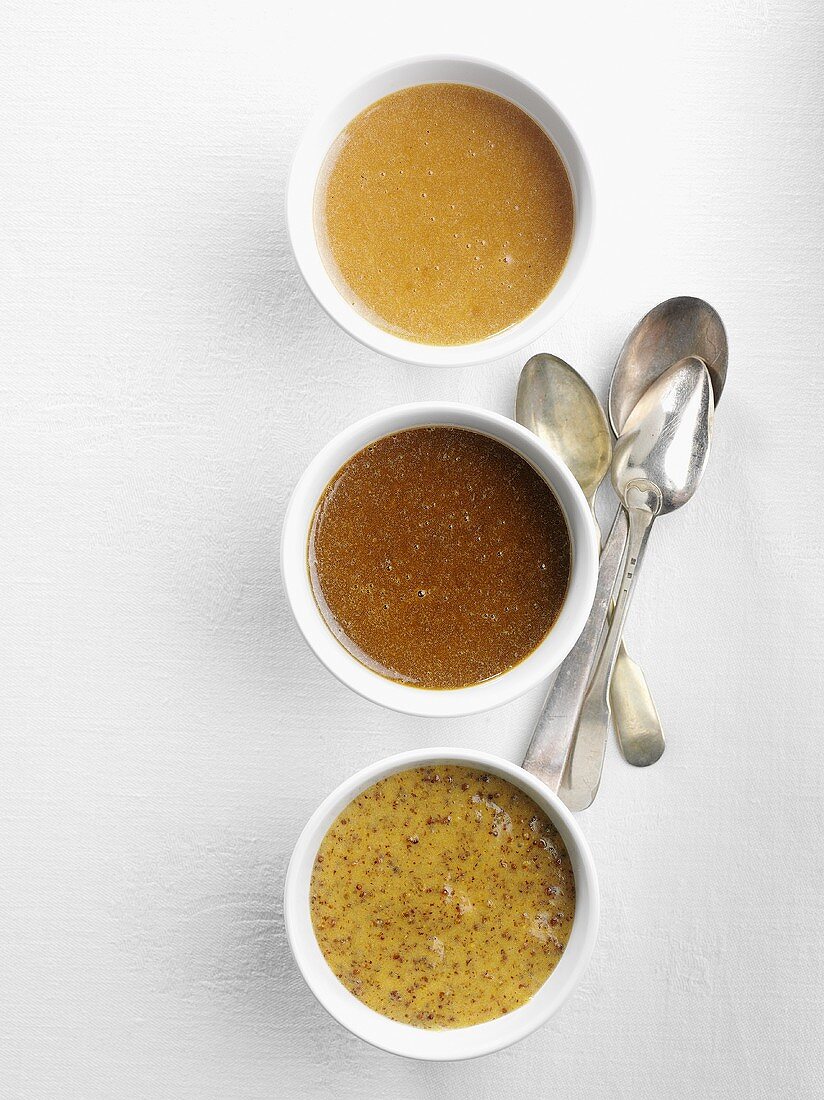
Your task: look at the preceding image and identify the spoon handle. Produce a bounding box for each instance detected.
[522,507,628,792]
[561,482,661,810]
[611,643,665,766]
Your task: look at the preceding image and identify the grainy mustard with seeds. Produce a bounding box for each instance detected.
[310,765,575,1028]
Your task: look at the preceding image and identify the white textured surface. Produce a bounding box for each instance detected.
[1,1,822,1097]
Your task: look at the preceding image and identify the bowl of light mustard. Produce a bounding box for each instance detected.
[286,55,594,368]
[284,747,599,1059]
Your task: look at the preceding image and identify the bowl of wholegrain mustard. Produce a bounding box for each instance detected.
[284,747,599,1060]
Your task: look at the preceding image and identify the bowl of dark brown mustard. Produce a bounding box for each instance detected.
[281,402,598,717]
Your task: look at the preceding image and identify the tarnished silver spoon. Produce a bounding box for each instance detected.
[610,295,727,435]
[516,354,663,774]
[606,296,727,767]
[561,356,714,810]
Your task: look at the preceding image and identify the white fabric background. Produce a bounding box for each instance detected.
[1,1,822,1097]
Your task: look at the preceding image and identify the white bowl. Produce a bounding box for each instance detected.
[287,55,595,368]
[284,747,599,1060]
[280,402,598,718]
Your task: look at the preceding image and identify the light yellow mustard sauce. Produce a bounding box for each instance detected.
[310,765,575,1028]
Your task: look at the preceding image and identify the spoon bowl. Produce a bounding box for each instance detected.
[610,296,727,435]
[516,355,612,508]
[612,355,714,513]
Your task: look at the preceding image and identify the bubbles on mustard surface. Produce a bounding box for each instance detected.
[316,82,574,345]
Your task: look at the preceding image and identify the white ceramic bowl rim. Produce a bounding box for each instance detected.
[286,54,595,368]
[280,402,599,718]
[284,747,600,1061]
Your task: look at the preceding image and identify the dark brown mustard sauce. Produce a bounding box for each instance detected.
[308,426,571,689]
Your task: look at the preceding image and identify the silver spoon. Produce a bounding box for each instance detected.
[561,356,714,810]
[515,354,663,772]
[610,296,728,435]
[607,296,727,766]
[519,299,727,799]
